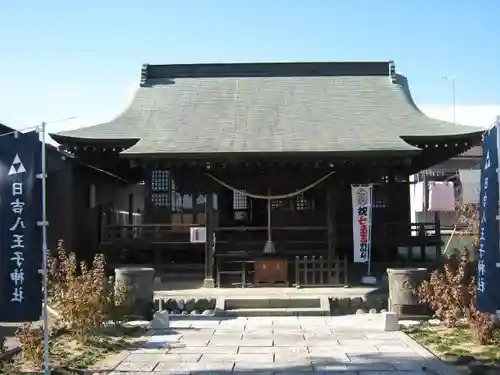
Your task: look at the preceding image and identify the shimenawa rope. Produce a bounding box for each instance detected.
[205,171,335,200]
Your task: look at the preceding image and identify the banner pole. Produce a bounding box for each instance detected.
[40,121,50,375]
[496,116,500,320]
[367,184,372,277]
[496,116,500,224]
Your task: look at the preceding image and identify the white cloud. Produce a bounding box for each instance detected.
[419,105,500,129]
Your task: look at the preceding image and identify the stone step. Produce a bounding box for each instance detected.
[224,298,322,309]
[218,307,329,317]
[216,296,331,317]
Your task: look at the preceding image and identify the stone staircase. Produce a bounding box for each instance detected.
[215,296,330,317]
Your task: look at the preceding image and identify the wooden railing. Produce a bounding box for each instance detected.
[294,255,348,287]
[101,221,440,247]
[102,223,198,244]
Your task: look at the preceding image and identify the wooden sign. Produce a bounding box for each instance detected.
[190,227,207,243]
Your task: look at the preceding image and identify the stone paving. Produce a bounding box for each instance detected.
[96,315,458,375]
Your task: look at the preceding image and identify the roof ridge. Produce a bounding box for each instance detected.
[140,64,149,87]
[389,61,397,83]
[141,61,393,80]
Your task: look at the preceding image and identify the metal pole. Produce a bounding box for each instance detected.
[267,188,272,242]
[40,122,50,375]
[443,76,456,124]
[452,78,456,124]
[496,117,500,263]
[367,185,372,277]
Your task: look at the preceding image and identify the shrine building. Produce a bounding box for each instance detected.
[51,61,482,288]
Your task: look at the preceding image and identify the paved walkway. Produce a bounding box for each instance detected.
[96,315,457,375]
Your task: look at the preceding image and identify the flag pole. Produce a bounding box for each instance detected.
[38,121,50,375]
[367,184,373,277]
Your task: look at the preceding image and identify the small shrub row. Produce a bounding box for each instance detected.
[417,248,498,345]
[48,240,129,341]
[11,239,130,372]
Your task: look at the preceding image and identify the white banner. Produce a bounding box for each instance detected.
[351,184,373,264]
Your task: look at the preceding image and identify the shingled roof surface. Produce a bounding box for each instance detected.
[52,61,483,155]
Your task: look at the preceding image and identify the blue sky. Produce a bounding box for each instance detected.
[0,0,499,135]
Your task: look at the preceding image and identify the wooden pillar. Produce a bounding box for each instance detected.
[326,181,338,261]
[434,212,441,260]
[128,193,134,225]
[202,191,216,288]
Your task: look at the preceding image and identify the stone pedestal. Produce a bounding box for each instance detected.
[387,267,429,317]
[382,312,399,331]
[151,311,170,329]
[115,267,155,320]
[202,278,215,288]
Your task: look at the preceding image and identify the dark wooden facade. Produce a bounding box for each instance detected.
[47,159,141,263]
[74,150,465,286]
[50,61,484,287]
[0,123,136,263]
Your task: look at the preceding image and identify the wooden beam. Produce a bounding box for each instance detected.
[326,181,338,261]
[203,191,216,287]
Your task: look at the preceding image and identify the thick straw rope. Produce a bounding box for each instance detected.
[205,171,335,200]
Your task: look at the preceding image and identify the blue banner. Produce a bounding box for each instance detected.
[477,123,500,313]
[0,130,42,322]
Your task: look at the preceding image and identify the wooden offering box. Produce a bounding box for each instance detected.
[254,258,288,286]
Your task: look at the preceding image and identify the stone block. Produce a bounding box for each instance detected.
[273,333,306,341]
[382,311,399,331]
[154,361,234,373]
[350,297,364,308]
[183,298,196,311]
[345,362,397,371]
[233,362,282,371]
[177,338,210,347]
[199,353,274,363]
[337,297,351,312]
[151,311,170,329]
[157,353,203,363]
[237,346,276,354]
[238,339,274,347]
[114,361,158,372]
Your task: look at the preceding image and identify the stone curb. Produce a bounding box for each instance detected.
[397,331,461,375]
[0,345,20,362]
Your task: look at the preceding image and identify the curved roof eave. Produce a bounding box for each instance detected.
[401,130,483,142]
[118,135,423,156]
[50,132,139,148]
[394,74,485,141]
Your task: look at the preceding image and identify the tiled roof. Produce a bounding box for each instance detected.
[52,61,483,155]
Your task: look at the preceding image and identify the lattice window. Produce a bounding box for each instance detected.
[151,170,169,192]
[233,190,249,221]
[233,211,248,221]
[151,169,171,207]
[271,199,284,209]
[295,193,312,211]
[151,193,170,207]
[233,191,248,210]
